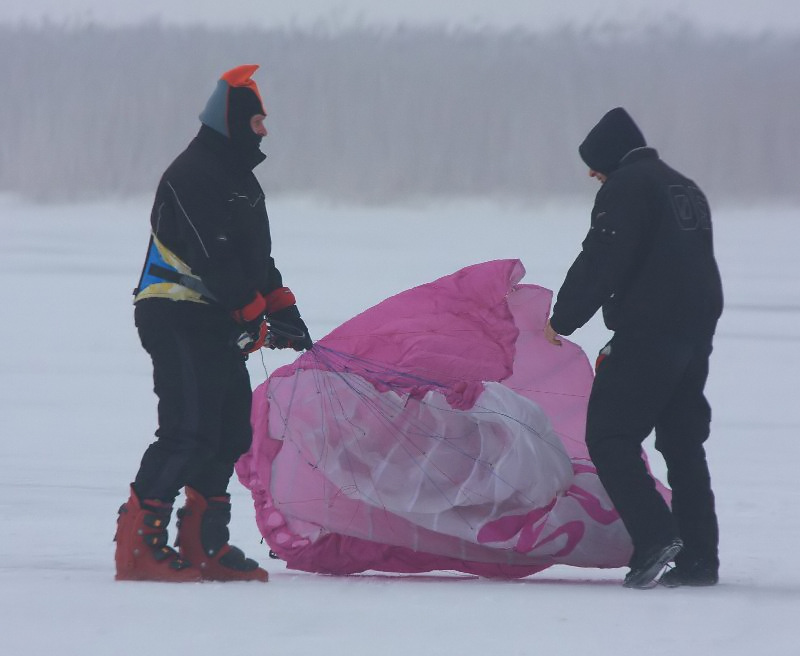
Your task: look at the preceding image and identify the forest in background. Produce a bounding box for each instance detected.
[1,23,797,204]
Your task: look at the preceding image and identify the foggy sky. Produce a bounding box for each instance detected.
[2,0,800,35]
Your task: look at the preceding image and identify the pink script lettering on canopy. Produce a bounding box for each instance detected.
[236,259,669,577]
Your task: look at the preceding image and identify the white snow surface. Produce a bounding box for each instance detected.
[1,195,798,655]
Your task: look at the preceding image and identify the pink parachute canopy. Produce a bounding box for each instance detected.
[236,259,667,577]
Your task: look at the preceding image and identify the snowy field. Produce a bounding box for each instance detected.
[1,194,798,655]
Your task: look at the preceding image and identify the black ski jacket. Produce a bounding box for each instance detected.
[550,148,723,340]
[135,125,283,312]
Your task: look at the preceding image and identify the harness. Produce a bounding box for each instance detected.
[133,235,216,303]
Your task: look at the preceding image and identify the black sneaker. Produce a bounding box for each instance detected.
[659,560,718,588]
[623,538,683,589]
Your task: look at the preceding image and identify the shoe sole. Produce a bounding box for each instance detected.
[115,573,202,582]
[623,540,683,589]
[659,575,718,588]
[198,571,269,582]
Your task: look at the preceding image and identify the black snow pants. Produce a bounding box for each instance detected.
[586,330,719,569]
[132,299,253,503]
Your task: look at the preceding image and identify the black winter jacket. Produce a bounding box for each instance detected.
[550,148,723,340]
[135,125,283,312]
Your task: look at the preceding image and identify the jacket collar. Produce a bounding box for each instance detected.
[193,124,266,172]
[618,146,658,168]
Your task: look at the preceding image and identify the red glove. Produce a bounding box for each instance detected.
[232,292,269,354]
[235,320,269,354]
[232,292,268,324]
[263,288,312,351]
[231,288,306,354]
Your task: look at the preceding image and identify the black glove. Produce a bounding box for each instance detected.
[268,305,313,351]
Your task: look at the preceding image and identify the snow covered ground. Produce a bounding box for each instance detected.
[1,194,798,655]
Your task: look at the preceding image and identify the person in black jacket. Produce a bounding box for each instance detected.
[115,65,312,582]
[545,107,723,589]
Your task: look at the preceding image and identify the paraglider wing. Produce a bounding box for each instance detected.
[237,259,658,576]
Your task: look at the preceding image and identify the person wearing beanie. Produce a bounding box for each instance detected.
[545,107,723,589]
[116,65,313,583]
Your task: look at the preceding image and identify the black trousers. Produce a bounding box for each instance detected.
[586,330,719,568]
[132,300,253,503]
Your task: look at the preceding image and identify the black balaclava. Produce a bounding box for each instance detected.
[578,107,646,176]
[227,86,265,149]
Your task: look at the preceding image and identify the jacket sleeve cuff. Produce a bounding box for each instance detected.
[231,292,267,323]
[264,287,297,314]
[548,315,574,337]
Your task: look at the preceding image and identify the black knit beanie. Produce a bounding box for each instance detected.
[578,107,646,175]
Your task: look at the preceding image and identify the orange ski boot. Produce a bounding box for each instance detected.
[114,487,201,582]
[176,486,268,582]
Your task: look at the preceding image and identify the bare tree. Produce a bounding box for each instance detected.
[0,23,797,203]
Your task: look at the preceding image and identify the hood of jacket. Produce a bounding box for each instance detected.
[578,107,646,176]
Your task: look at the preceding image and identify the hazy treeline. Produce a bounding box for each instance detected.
[1,23,798,204]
